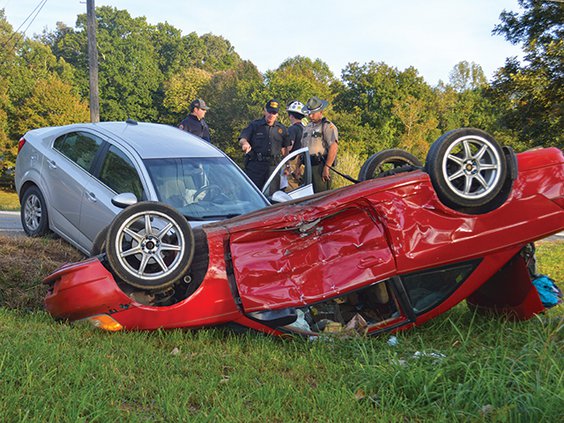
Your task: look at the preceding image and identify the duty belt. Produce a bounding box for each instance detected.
[310,154,327,166]
[247,152,280,163]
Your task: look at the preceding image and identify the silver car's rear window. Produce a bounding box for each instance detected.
[144,157,268,220]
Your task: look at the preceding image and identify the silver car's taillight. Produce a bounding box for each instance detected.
[17,137,26,153]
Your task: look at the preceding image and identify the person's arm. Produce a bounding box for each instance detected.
[322,142,338,181]
[239,124,253,153]
[240,138,252,153]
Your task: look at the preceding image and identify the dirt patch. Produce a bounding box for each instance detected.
[0,235,85,309]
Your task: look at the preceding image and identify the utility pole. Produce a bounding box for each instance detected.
[87,0,100,122]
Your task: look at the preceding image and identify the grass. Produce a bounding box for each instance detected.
[0,189,19,211]
[332,150,364,189]
[0,236,562,421]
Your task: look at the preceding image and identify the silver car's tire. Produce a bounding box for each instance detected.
[105,202,194,290]
[20,186,50,237]
[425,128,508,214]
[90,227,108,256]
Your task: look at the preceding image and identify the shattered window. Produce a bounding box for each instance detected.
[402,260,479,314]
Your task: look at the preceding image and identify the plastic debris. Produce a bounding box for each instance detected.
[532,275,562,308]
[413,351,446,363]
[387,335,398,346]
[287,309,311,331]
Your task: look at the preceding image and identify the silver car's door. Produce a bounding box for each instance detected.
[46,132,104,233]
[262,147,313,200]
[80,143,148,243]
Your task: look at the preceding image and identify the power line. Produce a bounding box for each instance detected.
[1,0,49,51]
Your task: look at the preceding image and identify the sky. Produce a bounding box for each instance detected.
[1,0,524,86]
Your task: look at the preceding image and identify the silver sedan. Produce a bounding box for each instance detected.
[15,121,313,255]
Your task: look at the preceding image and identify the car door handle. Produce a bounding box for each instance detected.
[86,191,97,202]
[47,159,57,169]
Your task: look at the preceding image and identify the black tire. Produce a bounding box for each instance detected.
[425,128,508,214]
[105,201,195,290]
[20,185,50,237]
[90,227,108,256]
[358,149,422,181]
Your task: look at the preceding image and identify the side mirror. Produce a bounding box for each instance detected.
[111,192,138,208]
[270,190,293,204]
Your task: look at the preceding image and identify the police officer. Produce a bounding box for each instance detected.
[301,96,338,193]
[239,99,291,189]
[178,98,211,142]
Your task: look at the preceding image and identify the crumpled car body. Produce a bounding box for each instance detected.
[43,146,564,336]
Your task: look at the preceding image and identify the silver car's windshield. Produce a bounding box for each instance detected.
[144,157,268,220]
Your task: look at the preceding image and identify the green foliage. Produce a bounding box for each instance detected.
[202,61,265,157]
[334,62,438,157]
[0,14,88,169]
[12,75,90,135]
[44,7,244,124]
[264,56,336,108]
[0,0,561,183]
[448,60,488,92]
[489,0,563,148]
[162,67,212,123]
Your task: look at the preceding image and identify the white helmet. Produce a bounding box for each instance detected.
[286,100,307,116]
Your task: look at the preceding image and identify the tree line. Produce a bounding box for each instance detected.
[0,0,561,181]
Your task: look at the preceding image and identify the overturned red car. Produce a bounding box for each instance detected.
[43,128,564,336]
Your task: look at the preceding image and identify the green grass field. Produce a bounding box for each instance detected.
[0,235,562,421]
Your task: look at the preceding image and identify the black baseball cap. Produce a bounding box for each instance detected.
[265,99,280,114]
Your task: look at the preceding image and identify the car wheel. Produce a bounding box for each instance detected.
[20,185,50,237]
[358,149,422,181]
[105,201,195,290]
[91,227,108,256]
[425,128,508,214]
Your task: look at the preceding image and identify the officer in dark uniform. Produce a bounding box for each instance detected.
[239,99,291,189]
[178,98,211,142]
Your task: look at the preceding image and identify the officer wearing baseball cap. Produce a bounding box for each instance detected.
[178,98,211,142]
[239,99,291,188]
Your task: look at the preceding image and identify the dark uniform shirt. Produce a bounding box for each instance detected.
[239,118,290,163]
[287,122,304,151]
[179,114,211,142]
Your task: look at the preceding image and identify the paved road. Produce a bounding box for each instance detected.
[0,211,23,235]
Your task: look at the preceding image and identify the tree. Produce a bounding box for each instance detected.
[334,62,436,156]
[12,75,90,135]
[201,61,265,158]
[433,62,497,135]
[45,7,164,121]
[162,67,212,124]
[490,0,563,148]
[393,95,439,158]
[0,13,85,174]
[264,56,335,107]
[449,61,488,92]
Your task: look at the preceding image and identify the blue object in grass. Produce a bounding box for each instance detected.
[532,275,562,308]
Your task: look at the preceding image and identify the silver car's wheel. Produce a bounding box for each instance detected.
[426,128,508,214]
[105,202,194,290]
[20,186,50,236]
